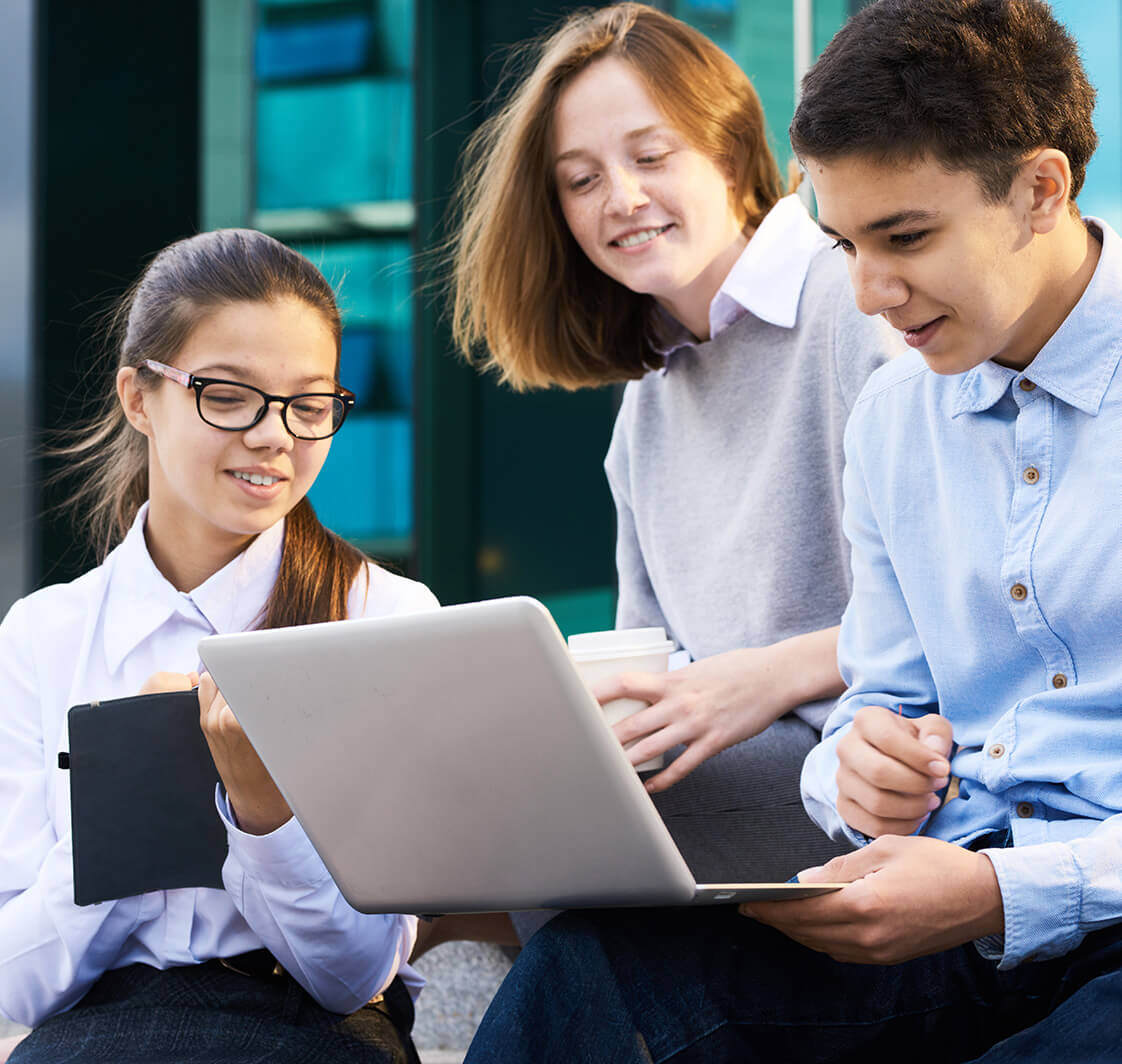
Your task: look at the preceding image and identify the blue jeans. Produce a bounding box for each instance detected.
[11,957,419,1063]
[465,905,1122,1063]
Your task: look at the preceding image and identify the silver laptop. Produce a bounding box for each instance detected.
[197,596,842,913]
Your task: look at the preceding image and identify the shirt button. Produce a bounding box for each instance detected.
[1010,583,1028,601]
[1023,466,1039,484]
[1016,802,1034,818]
[1019,379,1036,392]
[988,743,1006,758]
[1052,673,1068,689]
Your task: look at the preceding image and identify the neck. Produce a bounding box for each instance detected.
[994,212,1101,372]
[143,508,256,593]
[656,226,752,342]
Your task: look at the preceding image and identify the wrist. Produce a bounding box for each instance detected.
[773,626,845,709]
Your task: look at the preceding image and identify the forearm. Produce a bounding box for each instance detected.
[772,625,845,713]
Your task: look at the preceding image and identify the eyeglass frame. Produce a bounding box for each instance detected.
[140,359,356,441]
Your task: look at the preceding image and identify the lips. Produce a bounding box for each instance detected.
[609,223,673,249]
[892,315,946,349]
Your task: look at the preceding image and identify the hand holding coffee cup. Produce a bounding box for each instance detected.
[567,628,676,772]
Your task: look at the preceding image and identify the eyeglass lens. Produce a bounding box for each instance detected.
[198,382,345,438]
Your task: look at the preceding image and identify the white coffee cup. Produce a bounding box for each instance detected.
[567,627,676,772]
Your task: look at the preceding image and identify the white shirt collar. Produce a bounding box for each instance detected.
[101,503,285,673]
[655,193,832,364]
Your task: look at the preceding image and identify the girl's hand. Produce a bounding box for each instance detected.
[834,706,953,838]
[606,629,843,793]
[197,672,292,836]
[137,670,199,695]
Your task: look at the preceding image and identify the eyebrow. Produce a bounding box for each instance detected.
[192,364,335,388]
[554,125,670,165]
[817,208,941,237]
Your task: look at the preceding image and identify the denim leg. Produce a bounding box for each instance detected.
[465,911,655,1064]
[968,933,1122,1063]
[465,906,1122,1064]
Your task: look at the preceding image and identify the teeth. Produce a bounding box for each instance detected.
[233,471,279,486]
[614,225,669,248]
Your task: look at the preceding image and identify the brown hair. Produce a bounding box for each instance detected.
[450,2,784,391]
[790,0,1097,205]
[56,228,369,628]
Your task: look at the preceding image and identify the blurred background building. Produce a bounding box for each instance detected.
[1,0,1118,622]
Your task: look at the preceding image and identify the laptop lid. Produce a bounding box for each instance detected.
[198,597,699,913]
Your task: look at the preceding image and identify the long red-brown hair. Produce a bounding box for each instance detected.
[450,2,785,391]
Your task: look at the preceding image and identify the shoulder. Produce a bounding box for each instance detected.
[1,562,110,641]
[347,562,440,620]
[844,350,943,458]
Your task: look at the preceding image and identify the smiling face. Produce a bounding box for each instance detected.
[552,57,748,339]
[122,297,338,576]
[808,152,1072,375]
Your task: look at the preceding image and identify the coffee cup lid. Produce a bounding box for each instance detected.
[567,627,676,661]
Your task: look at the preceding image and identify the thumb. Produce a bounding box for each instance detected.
[914,713,953,759]
[796,842,889,885]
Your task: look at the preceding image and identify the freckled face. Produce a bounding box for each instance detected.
[808,153,1051,375]
[552,57,746,333]
[137,298,338,552]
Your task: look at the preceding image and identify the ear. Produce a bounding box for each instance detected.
[117,366,154,437]
[1023,148,1072,235]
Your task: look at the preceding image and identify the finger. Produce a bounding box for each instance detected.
[837,792,927,839]
[640,735,716,792]
[611,699,677,745]
[914,713,954,760]
[836,764,941,820]
[589,670,669,707]
[853,707,951,776]
[838,731,947,795]
[197,673,221,725]
[187,671,200,688]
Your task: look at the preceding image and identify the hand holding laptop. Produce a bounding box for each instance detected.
[198,672,293,836]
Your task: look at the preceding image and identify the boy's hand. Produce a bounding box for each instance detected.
[740,835,1004,964]
[835,706,953,837]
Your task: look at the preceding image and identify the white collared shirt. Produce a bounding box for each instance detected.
[0,506,438,1027]
[656,193,833,361]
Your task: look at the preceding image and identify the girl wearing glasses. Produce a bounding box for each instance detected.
[450,3,899,904]
[0,229,433,1063]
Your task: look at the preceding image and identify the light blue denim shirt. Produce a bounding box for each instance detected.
[802,218,1122,970]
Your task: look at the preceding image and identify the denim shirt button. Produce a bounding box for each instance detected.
[1010,583,1028,601]
[1052,673,1068,688]
[1016,802,1034,818]
[988,743,1006,759]
[1023,466,1040,484]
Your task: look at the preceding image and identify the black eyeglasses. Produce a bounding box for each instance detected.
[142,359,356,441]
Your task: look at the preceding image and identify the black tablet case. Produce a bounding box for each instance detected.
[64,690,228,906]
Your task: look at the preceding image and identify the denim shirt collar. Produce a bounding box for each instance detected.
[952,219,1122,418]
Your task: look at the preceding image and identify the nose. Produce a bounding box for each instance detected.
[241,401,295,451]
[604,165,649,216]
[849,253,908,318]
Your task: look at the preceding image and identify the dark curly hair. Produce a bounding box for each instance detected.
[790,0,1097,203]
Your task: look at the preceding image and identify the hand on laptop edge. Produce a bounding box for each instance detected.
[198,672,293,836]
[738,835,1004,965]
